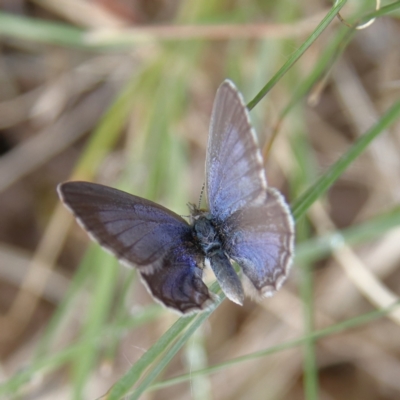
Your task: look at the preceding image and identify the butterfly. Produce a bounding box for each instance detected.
[58,80,295,314]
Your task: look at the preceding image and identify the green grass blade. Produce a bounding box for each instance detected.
[103,270,137,362]
[279,25,352,123]
[105,284,223,400]
[104,316,195,398]
[0,12,88,49]
[300,257,319,400]
[292,99,400,220]
[296,206,400,264]
[359,0,400,23]
[147,301,400,391]
[1,1,398,52]
[71,252,119,399]
[246,0,400,111]
[246,0,348,110]
[34,246,97,358]
[289,114,319,399]
[72,77,138,179]
[0,306,160,396]
[126,307,220,400]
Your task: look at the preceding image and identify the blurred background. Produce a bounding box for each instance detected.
[0,0,400,399]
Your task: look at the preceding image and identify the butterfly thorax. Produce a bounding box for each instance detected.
[192,214,222,255]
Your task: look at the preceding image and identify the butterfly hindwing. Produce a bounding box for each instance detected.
[222,188,294,297]
[140,244,214,314]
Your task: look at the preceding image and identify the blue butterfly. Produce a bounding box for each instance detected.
[58,80,295,314]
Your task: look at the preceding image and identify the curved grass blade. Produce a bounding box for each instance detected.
[246,0,348,110]
[147,301,400,391]
[126,297,223,400]
[104,283,223,400]
[296,206,400,264]
[292,99,400,220]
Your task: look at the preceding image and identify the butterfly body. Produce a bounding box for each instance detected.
[191,206,245,305]
[58,80,295,314]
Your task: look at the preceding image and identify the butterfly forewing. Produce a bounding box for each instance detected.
[206,80,267,221]
[59,182,192,272]
[222,188,294,297]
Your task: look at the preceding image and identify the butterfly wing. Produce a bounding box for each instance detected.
[206,81,295,299]
[206,80,267,221]
[140,245,215,314]
[58,181,213,312]
[222,188,294,298]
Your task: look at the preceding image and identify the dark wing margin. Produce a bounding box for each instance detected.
[222,188,295,298]
[206,80,267,221]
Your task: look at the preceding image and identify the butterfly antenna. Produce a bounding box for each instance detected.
[198,182,205,209]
